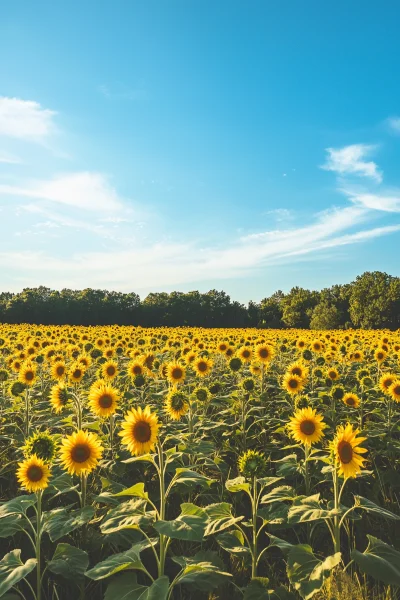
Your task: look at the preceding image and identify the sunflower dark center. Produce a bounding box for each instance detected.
[346,397,356,406]
[393,385,400,395]
[107,366,116,376]
[300,420,315,436]
[73,369,82,379]
[56,366,65,376]
[338,441,353,464]
[99,394,113,408]
[384,379,393,389]
[198,362,207,372]
[377,353,384,360]
[259,348,269,359]
[288,378,299,389]
[133,366,142,375]
[242,350,250,358]
[171,394,186,410]
[292,367,302,376]
[71,444,91,463]
[27,465,44,482]
[172,368,183,379]
[133,421,151,443]
[25,371,34,381]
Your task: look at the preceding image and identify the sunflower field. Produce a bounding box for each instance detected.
[0,325,399,600]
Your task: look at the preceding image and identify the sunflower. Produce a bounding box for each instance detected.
[17,455,51,493]
[19,363,37,386]
[69,363,85,383]
[23,431,57,463]
[217,341,228,353]
[238,450,267,479]
[128,360,145,378]
[296,338,307,350]
[250,363,262,377]
[51,361,66,381]
[379,373,396,395]
[287,362,308,380]
[185,352,197,365]
[255,344,274,364]
[88,382,119,417]
[332,424,367,478]
[374,348,387,363]
[282,372,304,395]
[119,406,160,455]
[342,393,361,408]
[311,339,324,353]
[388,380,400,403]
[166,362,186,385]
[49,383,70,413]
[101,360,118,380]
[59,430,103,476]
[237,346,253,363]
[193,386,211,402]
[326,367,339,381]
[193,357,213,377]
[165,389,189,420]
[288,407,326,445]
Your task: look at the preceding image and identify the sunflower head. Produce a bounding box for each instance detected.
[379,373,396,395]
[193,357,212,377]
[326,368,339,381]
[282,372,304,395]
[19,363,37,386]
[49,383,70,413]
[59,430,103,476]
[193,386,211,402]
[9,381,26,397]
[119,406,160,456]
[331,423,367,478]
[342,393,360,408]
[229,357,242,372]
[101,360,118,380]
[255,344,274,364]
[166,363,186,385]
[389,380,400,403]
[242,377,255,392]
[288,407,326,446]
[302,349,313,362]
[356,368,369,382]
[133,374,146,388]
[209,381,222,395]
[361,376,374,389]
[17,454,51,493]
[23,431,57,463]
[165,389,189,420]
[238,450,267,479]
[88,382,119,418]
[331,385,345,400]
[0,369,8,382]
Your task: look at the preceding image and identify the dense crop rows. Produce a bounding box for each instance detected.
[0,325,399,600]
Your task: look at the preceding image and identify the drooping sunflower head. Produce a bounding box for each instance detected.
[165,389,189,421]
[356,368,369,381]
[229,357,243,372]
[282,372,304,395]
[23,431,57,463]
[88,382,119,418]
[288,407,326,446]
[17,454,51,493]
[361,376,374,389]
[193,357,213,377]
[101,360,118,380]
[331,423,367,478]
[59,430,103,476]
[238,449,267,479]
[389,380,400,403]
[49,383,70,413]
[331,385,345,401]
[379,373,396,395]
[342,393,360,408]
[119,406,160,456]
[9,381,26,397]
[255,344,274,364]
[0,369,9,382]
[209,381,223,395]
[242,377,255,392]
[166,362,186,385]
[19,362,37,387]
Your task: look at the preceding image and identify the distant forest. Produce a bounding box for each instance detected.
[0,271,399,329]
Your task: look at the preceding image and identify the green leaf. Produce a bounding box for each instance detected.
[47,473,78,496]
[112,483,149,500]
[217,531,251,556]
[48,543,89,580]
[101,499,153,534]
[257,477,283,489]
[154,503,208,541]
[105,573,147,600]
[354,496,400,521]
[275,454,299,477]
[261,486,296,505]
[268,534,294,555]
[287,495,333,524]
[85,540,155,580]
[287,545,341,599]
[122,454,155,465]
[173,550,231,592]
[225,477,251,494]
[169,468,215,490]
[244,579,296,599]
[351,535,400,586]
[136,577,169,600]
[204,502,244,535]
[0,496,36,518]
[0,515,24,539]
[0,550,37,597]
[44,506,95,542]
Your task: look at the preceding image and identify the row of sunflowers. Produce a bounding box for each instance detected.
[0,324,399,600]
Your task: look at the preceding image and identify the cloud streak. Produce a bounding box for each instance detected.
[0,97,57,141]
[321,144,383,183]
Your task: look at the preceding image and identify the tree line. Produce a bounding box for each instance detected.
[0,271,399,329]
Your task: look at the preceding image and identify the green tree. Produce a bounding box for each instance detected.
[349,271,400,329]
[310,301,341,330]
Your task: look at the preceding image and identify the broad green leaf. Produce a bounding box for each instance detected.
[0,550,37,597]
[204,502,244,535]
[101,499,153,534]
[48,543,89,580]
[288,495,333,524]
[217,531,251,556]
[0,496,36,518]
[244,579,296,600]
[287,545,341,599]
[351,535,400,586]
[0,515,23,539]
[47,473,78,496]
[258,504,289,528]
[154,503,208,542]
[85,539,155,580]
[105,573,146,600]
[268,534,294,555]
[112,483,149,500]
[225,477,251,494]
[173,550,231,591]
[257,477,283,489]
[354,496,400,521]
[44,506,95,542]
[261,486,296,505]
[275,454,299,477]
[136,577,169,600]
[122,454,155,465]
[169,468,215,490]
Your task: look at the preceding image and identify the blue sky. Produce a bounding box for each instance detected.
[1,1,400,303]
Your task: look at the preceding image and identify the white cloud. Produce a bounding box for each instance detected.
[343,188,400,212]
[0,151,22,164]
[321,144,382,183]
[0,172,123,211]
[0,97,56,141]
[387,116,400,134]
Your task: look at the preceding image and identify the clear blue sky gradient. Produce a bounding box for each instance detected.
[0,1,399,302]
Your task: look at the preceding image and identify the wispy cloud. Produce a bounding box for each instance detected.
[0,172,123,211]
[387,116,400,134]
[342,187,400,212]
[321,144,382,183]
[0,97,57,141]
[0,151,22,164]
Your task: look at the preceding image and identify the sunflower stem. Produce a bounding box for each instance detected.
[24,388,30,438]
[80,473,87,508]
[36,490,42,600]
[251,476,258,579]
[333,466,341,554]
[157,441,166,577]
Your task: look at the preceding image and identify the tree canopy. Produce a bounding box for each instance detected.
[0,271,399,328]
